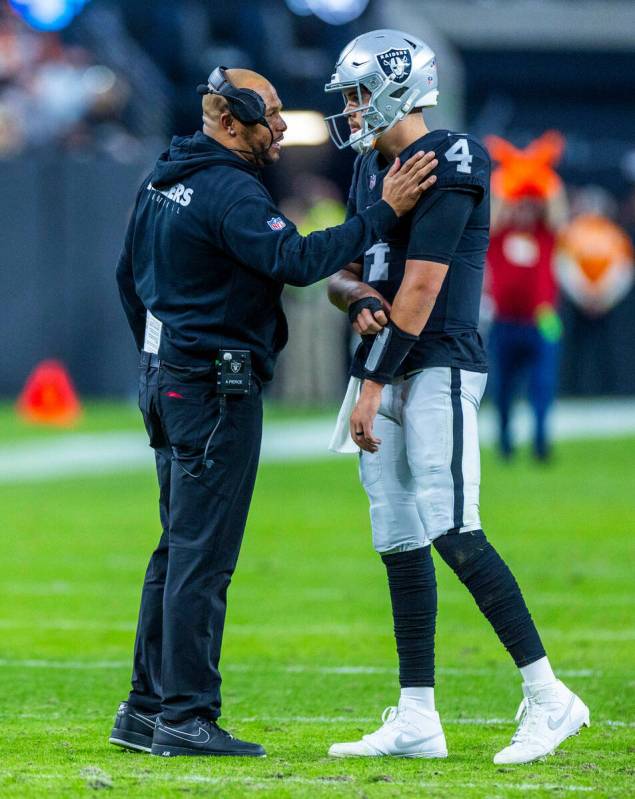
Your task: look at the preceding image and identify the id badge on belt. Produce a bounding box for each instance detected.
[216,350,252,394]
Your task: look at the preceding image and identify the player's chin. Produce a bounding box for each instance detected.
[266,143,282,162]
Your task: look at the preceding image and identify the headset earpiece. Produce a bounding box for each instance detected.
[223,87,266,125]
[200,66,266,126]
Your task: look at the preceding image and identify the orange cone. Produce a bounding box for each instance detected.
[17,360,82,426]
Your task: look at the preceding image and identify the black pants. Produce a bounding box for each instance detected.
[128,354,263,722]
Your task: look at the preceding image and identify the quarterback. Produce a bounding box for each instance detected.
[325,30,589,764]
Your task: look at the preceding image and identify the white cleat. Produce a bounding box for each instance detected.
[328,700,448,759]
[494,680,590,765]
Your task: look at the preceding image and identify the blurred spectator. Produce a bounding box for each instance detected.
[557,193,634,318]
[485,132,568,461]
[0,5,138,158]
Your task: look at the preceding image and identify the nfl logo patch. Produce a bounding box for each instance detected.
[369,174,377,190]
[267,216,286,231]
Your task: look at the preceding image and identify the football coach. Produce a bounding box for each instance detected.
[111,66,437,758]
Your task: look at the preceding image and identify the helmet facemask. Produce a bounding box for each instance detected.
[324,79,391,155]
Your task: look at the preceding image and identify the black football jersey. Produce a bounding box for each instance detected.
[346,129,491,376]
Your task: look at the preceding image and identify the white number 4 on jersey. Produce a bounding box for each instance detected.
[445,137,473,174]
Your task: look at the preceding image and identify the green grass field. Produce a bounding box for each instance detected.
[1,407,634,798]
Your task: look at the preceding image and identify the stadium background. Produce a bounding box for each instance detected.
[1,0,635,400]
[1,1,634,797]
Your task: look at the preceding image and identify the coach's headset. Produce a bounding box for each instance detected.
[197,66,274,159]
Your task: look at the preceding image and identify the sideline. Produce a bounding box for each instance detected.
[0,399,633,484]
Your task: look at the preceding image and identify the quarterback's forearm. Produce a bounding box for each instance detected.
[361,260,448,393]
[389,259,448,335]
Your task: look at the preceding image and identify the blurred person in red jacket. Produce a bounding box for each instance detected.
[485,132,568,461]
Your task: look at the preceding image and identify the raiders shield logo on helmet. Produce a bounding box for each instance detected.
[376,48,412,84]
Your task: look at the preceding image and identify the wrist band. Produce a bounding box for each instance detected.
[363,320,418,384]
[348,296,383,324]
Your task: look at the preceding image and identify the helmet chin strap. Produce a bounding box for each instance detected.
[351,118,382,153]
[352,87,423,155]
[351,123,383,154]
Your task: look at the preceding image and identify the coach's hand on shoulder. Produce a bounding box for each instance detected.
[382,151,437,217]
[350,379,383,452]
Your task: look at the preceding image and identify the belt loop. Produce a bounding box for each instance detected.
[140,351,160,368]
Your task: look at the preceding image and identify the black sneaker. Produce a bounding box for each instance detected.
[109,701,158,753]
[151,716,266,757]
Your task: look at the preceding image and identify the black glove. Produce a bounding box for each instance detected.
[347,296,384,324]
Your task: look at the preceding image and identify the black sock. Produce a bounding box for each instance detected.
[381,547,437,687]
[433,530,546,667]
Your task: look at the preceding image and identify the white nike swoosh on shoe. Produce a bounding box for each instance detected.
[158,725,210,744]
[547,696,576,731]
[393,731,443,749]
[131,713,157,730]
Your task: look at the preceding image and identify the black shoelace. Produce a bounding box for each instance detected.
[200,717,234,739]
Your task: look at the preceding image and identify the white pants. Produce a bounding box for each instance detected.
[359,367,488,553]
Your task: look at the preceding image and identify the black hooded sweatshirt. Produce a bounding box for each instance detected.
[116,131,398,383]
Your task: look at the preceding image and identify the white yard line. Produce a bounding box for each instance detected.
[0,658,129,669]
[0,657,602,680]
[0,618,137,631]
[0,616,631,643]
[0,399,633,484]
[2,580,630,608]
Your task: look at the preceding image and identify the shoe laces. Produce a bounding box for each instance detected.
[199,718,234,739]
[362,706,400,743]
[380,706,399,726]
[379,705,416,733]
[510,696,548,744]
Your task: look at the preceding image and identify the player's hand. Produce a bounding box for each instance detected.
[382,151,438,217]
[349,292,392,335]
[353,306,388,335]
[350,380,383,452]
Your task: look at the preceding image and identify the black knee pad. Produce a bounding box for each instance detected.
[434,530,513,608]
[381,546,437,590]
[433,529,490,575]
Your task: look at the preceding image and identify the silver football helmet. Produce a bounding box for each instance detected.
[324,29,438,154]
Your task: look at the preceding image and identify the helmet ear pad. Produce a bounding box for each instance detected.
[224,86,266,125]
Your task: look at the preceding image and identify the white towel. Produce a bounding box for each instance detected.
[328,376,362,454]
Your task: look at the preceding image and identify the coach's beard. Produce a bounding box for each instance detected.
[230,127,278,167]
[249,133,280,167]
